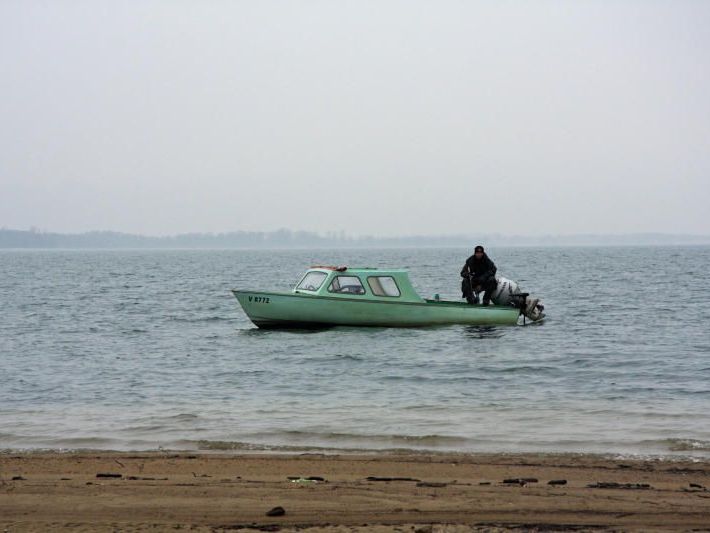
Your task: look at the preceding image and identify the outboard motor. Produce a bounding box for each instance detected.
[490,276,545,322]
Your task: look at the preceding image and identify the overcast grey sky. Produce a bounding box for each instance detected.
[1,1,709,236]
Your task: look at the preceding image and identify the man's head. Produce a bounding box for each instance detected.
[474,245,484,258]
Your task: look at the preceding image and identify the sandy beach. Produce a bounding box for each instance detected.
[1,452,709,532]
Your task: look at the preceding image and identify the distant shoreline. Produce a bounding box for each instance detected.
[2,244,710,252]
[2,228,709,249]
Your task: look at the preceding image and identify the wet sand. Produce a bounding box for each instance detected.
[1,452,709,532]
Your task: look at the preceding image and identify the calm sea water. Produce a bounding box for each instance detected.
[1,247,709,458]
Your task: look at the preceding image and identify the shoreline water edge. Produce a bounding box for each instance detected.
[3,440,710,461]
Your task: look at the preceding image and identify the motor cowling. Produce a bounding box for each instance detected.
[491,276,545,322]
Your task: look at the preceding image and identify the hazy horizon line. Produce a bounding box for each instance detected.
[2,227,709,249]
[5,226,710,238]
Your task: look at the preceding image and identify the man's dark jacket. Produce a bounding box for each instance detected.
[460,253,497,285]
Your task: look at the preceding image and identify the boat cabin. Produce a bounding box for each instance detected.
[293,266,425,303]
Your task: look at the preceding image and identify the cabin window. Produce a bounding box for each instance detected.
[367,276,401,297]
[297,271,327,292]
[328,275,365,295]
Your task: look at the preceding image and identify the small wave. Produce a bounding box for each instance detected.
[0,436,122,449]
[666,439,710,452]
[196,440,283,451]
[191,440,402,454]
[336,354,364,361]
[482,365,559,374]
[165,413,199,421]
[213,370,267,378]
[242,430,471,448]
[192,434,469,453]
[382,374,487,384]
[167,316,235,323]
[313,354,364,362]
[130,413,198,425]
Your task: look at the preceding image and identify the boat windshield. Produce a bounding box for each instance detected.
[328,275,366,295]
[296,271,328,292]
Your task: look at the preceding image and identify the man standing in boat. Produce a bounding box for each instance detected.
[461,245,498,305]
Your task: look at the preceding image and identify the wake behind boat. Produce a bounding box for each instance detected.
[232,266,544,328]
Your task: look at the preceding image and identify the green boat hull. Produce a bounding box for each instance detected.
[232,290,520,328]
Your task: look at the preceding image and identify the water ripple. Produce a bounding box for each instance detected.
[1,246,709,457]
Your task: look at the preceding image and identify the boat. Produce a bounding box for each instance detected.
[232,266,542,328]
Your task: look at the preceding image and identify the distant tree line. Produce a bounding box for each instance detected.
[0,228,709,249]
